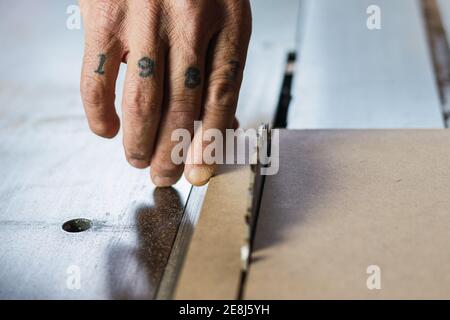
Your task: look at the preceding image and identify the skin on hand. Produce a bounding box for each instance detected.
[79,0,252,187]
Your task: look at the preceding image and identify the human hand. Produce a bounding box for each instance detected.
[79,0,252,186]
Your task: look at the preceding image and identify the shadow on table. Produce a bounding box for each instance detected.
[106,187,184,300]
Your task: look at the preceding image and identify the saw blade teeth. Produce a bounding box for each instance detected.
[242,123,271,271]
[240,245,250,271]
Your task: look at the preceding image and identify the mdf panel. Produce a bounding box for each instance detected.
[245,130,450,299]
[174,166,251,300]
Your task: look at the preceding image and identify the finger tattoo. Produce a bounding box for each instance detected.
[184,67,201,89]
[95,54,106,75]
[138,57,155,78]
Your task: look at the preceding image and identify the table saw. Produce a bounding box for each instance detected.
[2,0,450,300]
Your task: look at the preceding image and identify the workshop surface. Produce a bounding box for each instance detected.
[1,0,450,299]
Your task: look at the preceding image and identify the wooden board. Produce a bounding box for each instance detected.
[245,129,450,299]
[174,166,251,300]
[288,0,444,129]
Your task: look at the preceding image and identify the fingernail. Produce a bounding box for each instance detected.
[187,166,213,186]
[128,157,150,169]
[152,175,178,187]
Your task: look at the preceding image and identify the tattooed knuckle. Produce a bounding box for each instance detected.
[137,57,155,78]
[184,66,202,89]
